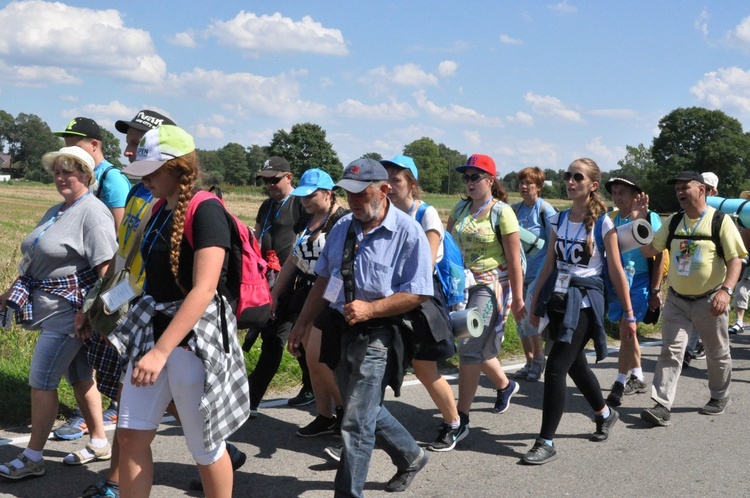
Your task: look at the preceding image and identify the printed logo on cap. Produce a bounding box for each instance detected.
[135,112,165,128]
[64,119,76,131]
[262,160,272,170]
[350,166,360,176]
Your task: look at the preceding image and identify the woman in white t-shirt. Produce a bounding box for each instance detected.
[382,155,461,452]
[522,158,636,465]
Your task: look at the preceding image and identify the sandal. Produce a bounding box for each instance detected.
[64,442,112,466]
[0,453,46,480]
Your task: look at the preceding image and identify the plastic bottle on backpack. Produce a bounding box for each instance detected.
[625,260,635,289]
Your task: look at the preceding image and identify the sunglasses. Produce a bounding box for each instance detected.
[563,172,586,182]
[262,175,288,185]
[462,173,486,184]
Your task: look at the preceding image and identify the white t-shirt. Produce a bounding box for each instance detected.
[411,201,444,264]
[551,212,615,278]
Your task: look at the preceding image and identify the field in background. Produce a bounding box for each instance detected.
[0,182,606,427]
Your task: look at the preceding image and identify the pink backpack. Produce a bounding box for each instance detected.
[180,190,272,329]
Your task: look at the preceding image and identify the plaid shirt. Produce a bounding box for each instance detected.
[7,267,97,323]
[110,294,250,450]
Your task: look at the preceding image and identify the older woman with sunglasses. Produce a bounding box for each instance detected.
[446,154,526,445]
[521,158,636,465]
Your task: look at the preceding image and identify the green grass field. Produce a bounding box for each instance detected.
[0,182,657,428]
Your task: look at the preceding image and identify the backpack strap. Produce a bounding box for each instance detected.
[341,220,357,303]
[665,209,725,261]
[415,202,429,225]
[183,190,223,247]
[96,165,116,199]
[712,210,726,261]
[594,214,606,256]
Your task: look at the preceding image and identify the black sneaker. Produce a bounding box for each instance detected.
[296,415,336,437]
[693,341,706,360]
[324,445,342,463]
[427,422,469,452]
[334,406,343,436]
[606,381,624,407]
[288,388,315,407]
[641,403,671,427]
[385,449,428,492]
[699,397,730,415]
[623,375,648,395]
[521,438,557,465]
[492,379,519,414]
[682,352,693,369]
[591,408,619,442]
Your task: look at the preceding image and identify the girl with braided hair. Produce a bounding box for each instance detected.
[113,125,248,498]
[521,158,636,465]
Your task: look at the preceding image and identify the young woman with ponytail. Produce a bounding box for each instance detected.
[113,125,248,498]
[521,158,636,465]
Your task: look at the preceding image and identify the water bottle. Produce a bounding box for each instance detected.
[625,260,635,289]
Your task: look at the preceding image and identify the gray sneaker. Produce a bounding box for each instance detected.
[623,375,648,395]
[699,397,730,415]
[641,404,671,427]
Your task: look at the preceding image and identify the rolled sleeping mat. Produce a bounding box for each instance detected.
[519,226,545,258]
[617,219,653,254]
[707,196,750,228]
[450,307,484,339]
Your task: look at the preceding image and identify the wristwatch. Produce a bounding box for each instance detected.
[650,287,661,296]
[720,285,734,296]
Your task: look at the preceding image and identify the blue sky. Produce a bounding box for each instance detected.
[2,1,750,177]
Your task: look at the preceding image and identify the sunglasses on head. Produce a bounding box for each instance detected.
[462,173,486,183]
[563,172,586,182]
[262,175,287,185]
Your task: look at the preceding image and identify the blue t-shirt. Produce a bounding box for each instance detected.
[94,160,132,209]
[513,199,557,282]
[315,201,434,314]
[612,210,662,275]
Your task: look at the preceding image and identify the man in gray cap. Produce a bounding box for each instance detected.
[636,171,745,427]
[289,158,433,496]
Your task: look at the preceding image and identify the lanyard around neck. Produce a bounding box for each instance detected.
[563,213,586,264]
[30,193,90,253]
[260,196,290,239]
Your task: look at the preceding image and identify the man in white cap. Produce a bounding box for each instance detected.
[290,158,433,496]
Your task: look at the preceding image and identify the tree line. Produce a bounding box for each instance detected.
[3,107,750,209]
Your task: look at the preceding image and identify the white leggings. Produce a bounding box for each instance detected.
[118,347,225,466]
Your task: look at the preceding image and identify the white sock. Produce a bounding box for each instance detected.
[601,406,611,419]
[616,373,628,385]
[90,438,108,449]
[449,419,460,430]
[632,368,644,381]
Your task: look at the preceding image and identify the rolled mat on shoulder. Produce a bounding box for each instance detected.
[707,196,750,228]
[617,219,653,254]
[450,307,484,339]
[519,226,545,258]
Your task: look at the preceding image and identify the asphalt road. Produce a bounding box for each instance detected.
[2,333,750,498]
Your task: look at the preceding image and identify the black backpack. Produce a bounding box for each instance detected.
[665,209,726,260]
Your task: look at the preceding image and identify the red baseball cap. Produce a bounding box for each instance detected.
[456,154,497,176]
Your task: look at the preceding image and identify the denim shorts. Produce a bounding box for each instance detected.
[29,311,92,390]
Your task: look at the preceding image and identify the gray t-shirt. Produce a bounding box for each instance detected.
[20,193,117,328]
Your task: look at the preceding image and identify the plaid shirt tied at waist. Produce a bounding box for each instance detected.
[7,267,97,323]
[109,293,250,450]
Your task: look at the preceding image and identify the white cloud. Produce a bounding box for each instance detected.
[695,10,710,41]
[194,124,224,139]
[525,92,584,123]
[438,60,458,78]
[204,11,348,56]
[496,139,559,169]
[59,95,78,102]
[507,111,534,126]
[414,90,504,126]
[336,99,418,120]
[169,31,197,48]
[585,136,614,160]
[0,62,81,86]
[500,34,523,45]
[690,66,750,116]
[162,68,327,121]
[724,15,750,52]
[61,100,137,131]
[0,1,166,85]
[463,130,482,147]
[320,76,334,88]
[364,64,439,90]
[547,1,577,13]
[209,114,233,125]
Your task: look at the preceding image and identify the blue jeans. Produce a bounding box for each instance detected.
[334,325,421,498]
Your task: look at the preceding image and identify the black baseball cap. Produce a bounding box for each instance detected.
[115,110,175,134]
[53,117,102,141]
[256,157,292,178]
[667,171,706,185]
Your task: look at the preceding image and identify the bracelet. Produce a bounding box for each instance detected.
[623,316,637,323]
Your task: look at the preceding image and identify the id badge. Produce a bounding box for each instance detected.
[101,279,140,314]
[554,271,571,293]
[18,253,31,275]
[324,275,344,303]
[677,254,691,276]
[293,248,311,274]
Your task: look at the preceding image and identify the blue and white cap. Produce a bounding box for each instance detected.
[291,168,335,196]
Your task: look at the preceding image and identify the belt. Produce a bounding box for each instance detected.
[669,287,718,302]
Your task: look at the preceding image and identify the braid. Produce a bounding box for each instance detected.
[166,152,198,282]
[322,192,338,232]
[570,157,606,253]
